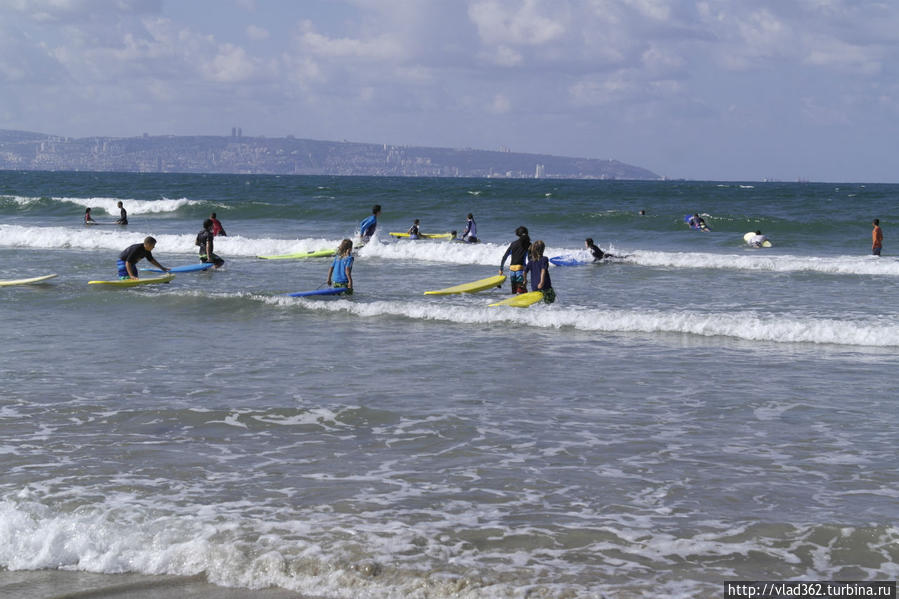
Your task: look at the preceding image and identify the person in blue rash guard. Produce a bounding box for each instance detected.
[526,239,555,304]
[499,226,531,294]
[117,236,169,279]
[358,204,381,242]
[327,239,354,294]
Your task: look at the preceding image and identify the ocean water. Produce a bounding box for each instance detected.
[1,171,898,598]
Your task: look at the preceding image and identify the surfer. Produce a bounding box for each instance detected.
[117,237,168,279]
[525,240,555,304]
[585,238,621,261]
[747,230,769,248]
[210,212,227,236]
[196,219,225,268]
[84,207,96,225]
[359,204,381,243]
[872,219,883,256]
[327,239,354,294]
[687,213,708,231]
[462,213,478,242]
[407,219,421,239]
[116,201,128,225]
[499,226,531,294]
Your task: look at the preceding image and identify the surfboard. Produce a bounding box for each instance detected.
[743,232,772,247]
[141,263,214,273]
[257,249,336,260]
[0,274,58,287]
[88,274,175,287]
[549,255,586,267]
[488,291,544,307]
[424,275,506,295]
[389,232,454,239]
[286,287,348,298]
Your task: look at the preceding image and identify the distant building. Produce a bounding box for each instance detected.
[535,164,545,178]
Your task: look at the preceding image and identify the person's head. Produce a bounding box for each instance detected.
[755,230,762,235]
[873,219,880,226]
[467,213,474,219]
[639,210,646,215]
[85,207,91,213]
[585,237,594,247]
[203,218,214,230]
[337,238,353,256]
[372,204,381,215]
[211,212,217,219]
[515,226,528,238]
[414,219,419,225]
[693,213,699,218]
[143,236,157,251]
[529,240,545,261]
[118,201,124,208]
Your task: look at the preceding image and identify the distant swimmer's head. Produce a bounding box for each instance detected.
[756,230,762,235]
[585,237,594,246]
[468,213,474,219]
[143,236,157,250]
[639,210,646,215]
[211,212,217,219]
[203,218,214,230]
[873,218,880,226]
[515,226,528,237]
[372,204,381,215]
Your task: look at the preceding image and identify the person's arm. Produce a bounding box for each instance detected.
[326,264,334,286]
[206,237,213,258]
[345,264,353,289]
[499,246,512,274]
[126,262,138,279]
[537,265,547,290]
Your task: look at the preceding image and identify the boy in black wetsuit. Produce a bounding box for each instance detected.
[117,237,168,279]
[196,219,225,268]
[499,226,531,294]
[116,201,128,225]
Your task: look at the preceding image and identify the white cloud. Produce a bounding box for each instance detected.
[246,24,269,41]
[468,0,567,47]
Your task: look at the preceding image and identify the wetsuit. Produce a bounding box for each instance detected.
[526,255,555,303]
[197,228,225,267]
[408,223,421,239]
[117,243,153,278]
[116,207,128,225]
[587,244,605,261]
[462,218,478,242]
[500,236,530,294]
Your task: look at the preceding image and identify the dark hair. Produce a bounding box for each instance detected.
[755,230,762,235]
[211,212,217,218]
[874,219,880,225]
[515,226,528,237]
[203,218,213,229]
[144,236,156,246]
[373,204,381,214]
[85,207,91,212]
[467,213,474,219]
[585,238,594,245]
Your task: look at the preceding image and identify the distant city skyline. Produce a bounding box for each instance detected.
[2,1,899,182]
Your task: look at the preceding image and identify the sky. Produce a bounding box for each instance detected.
[1,0,898,182]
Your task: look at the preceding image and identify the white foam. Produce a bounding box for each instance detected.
[54,196,200,215]
[631,250,899,276]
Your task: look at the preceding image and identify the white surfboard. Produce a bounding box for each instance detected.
[0,274,58,287]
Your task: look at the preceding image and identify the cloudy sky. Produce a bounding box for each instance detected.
[2,0,898,182]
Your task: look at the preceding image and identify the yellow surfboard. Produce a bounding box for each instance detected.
[88,274,175,287]
[257,249,336,260]
[389,232,454,239]
[425,275,506,295]
[488,291,544,307]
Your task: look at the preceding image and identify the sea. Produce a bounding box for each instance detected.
[1,171,897,599]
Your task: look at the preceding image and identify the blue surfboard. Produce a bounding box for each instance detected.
[549,255,587,267]
[286,287,349,298]
[142,263,215,273]
[684,214,711,231]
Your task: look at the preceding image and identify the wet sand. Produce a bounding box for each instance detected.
[0,570,327,599]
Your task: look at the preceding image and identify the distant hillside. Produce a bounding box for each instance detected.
[0,129,659,180]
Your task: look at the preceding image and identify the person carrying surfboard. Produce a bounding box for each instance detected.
[327,239,354,294]
[499,226,531,294]
[525,240,555,304]
[462,213,478,243]
[117,237,169,279]
[359,204,381,243]
[196,219,225,268]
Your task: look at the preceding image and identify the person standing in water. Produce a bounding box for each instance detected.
[499,226,531,294]
[84,207,96,224]
[358,204,381,243]
[526,240,555,304]
[872,219,883,256]
[462,213,478,242]
[115,201,128,225]
[210,212,227,236]
[196,219,225,268]
[407,219,422,239]
[327,239,354,294]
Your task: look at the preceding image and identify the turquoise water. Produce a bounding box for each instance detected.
[1,171,898,598]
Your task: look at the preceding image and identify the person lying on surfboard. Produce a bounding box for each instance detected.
[117,237,169,279]
[585,238,622,261]
[687,213,709,231]
[327,239,354,294]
